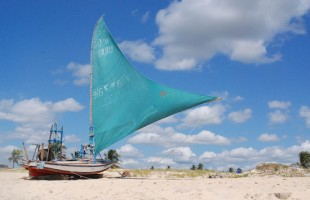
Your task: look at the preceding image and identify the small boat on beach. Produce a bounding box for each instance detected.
[24,16,220,178]
[25,123,114,178]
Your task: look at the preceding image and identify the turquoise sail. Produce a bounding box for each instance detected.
[91,17,219,153]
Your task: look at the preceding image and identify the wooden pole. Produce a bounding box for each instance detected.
[22,142,29,161]
[41,143,44,161]
[59,126,63,161]
[36,145,40,160]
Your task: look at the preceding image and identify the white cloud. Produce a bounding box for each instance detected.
[0,98,83,125]
[0,97,83,146]
[181,104,225,127]
[53,98,84,112]
[8,125,48,144]
[299,106,310,128]
[228,108,252,123]
[199,151,217,159]
[199,140,310,170]
[129,124,230,146]
[268,110,289,124]
[258,133,280,142]
[145,157,176,166]
[120,158,141,169]
[67,62,90,86]
[64,134,81,143]
[117,144,143,158]
[128,132,165,146]
[163,146,196,163]
[141,11,150,23]
[155,116,179,124]
[0,145,21,166]
[119,40,155,63]
[268,100,292,109]
[233,96,244,102]
[184,130,230,145]
[152,0,310,70]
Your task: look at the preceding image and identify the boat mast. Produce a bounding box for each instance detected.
[89,20,95,162]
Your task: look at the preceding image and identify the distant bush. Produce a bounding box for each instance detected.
[299,151,310,168]
[197,163,204,170]
[190,164,196,170]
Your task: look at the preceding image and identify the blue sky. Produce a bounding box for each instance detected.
[1,0,310,170]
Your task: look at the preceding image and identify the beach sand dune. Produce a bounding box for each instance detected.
[0,171,309,200]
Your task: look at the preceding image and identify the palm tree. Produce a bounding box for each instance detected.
[190,164,196,170]
[104,149,120,162]
[8,149,23,168]
[299,151,310,168]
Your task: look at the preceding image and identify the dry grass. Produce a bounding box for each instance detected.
[0,168,28,173]
[252,163,306,177]
[123,169,215,179]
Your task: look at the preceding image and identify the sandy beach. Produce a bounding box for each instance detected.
[0,170,309,200]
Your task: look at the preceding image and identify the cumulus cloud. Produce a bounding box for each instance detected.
[117,144,144,158]
[0,98,80,127]
[181,104,225,127]
[183,130,230,145]
[268,100,292,109]
[129,124,230,146]
[0,98,83,145]
[299,106,310,128]
[119,40,155,63]
[258,133,280,142]
[120,158,141,168]
[228,108,252,123]
[151,0,310,70]
[199,151,217,160]
[199,140,310,170]
[67,62,90,86]
[163,146,196,163]
[0,98,83,125]
[64,134,81,143]
[155,116,179,124]
[268,110,289,124]
[119,140,310,169]
[53,98,84,112]
[145,157,176,166]
[0,145,20,166]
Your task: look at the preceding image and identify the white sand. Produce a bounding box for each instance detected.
[0,171,309,200]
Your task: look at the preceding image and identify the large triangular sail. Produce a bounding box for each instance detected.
[91,17,219,153]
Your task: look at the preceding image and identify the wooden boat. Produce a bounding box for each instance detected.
[28,160,114,177]
[24,16,219,177]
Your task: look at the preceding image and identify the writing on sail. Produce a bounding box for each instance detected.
[93,74,130,99]
[94,38,114,57]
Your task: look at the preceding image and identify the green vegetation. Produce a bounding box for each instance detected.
[104,149,120,162]
[197,163,204,170]
[8,149,23,168]
[299,151,310,168]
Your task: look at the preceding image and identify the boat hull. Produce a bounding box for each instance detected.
[28,161,114,177]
